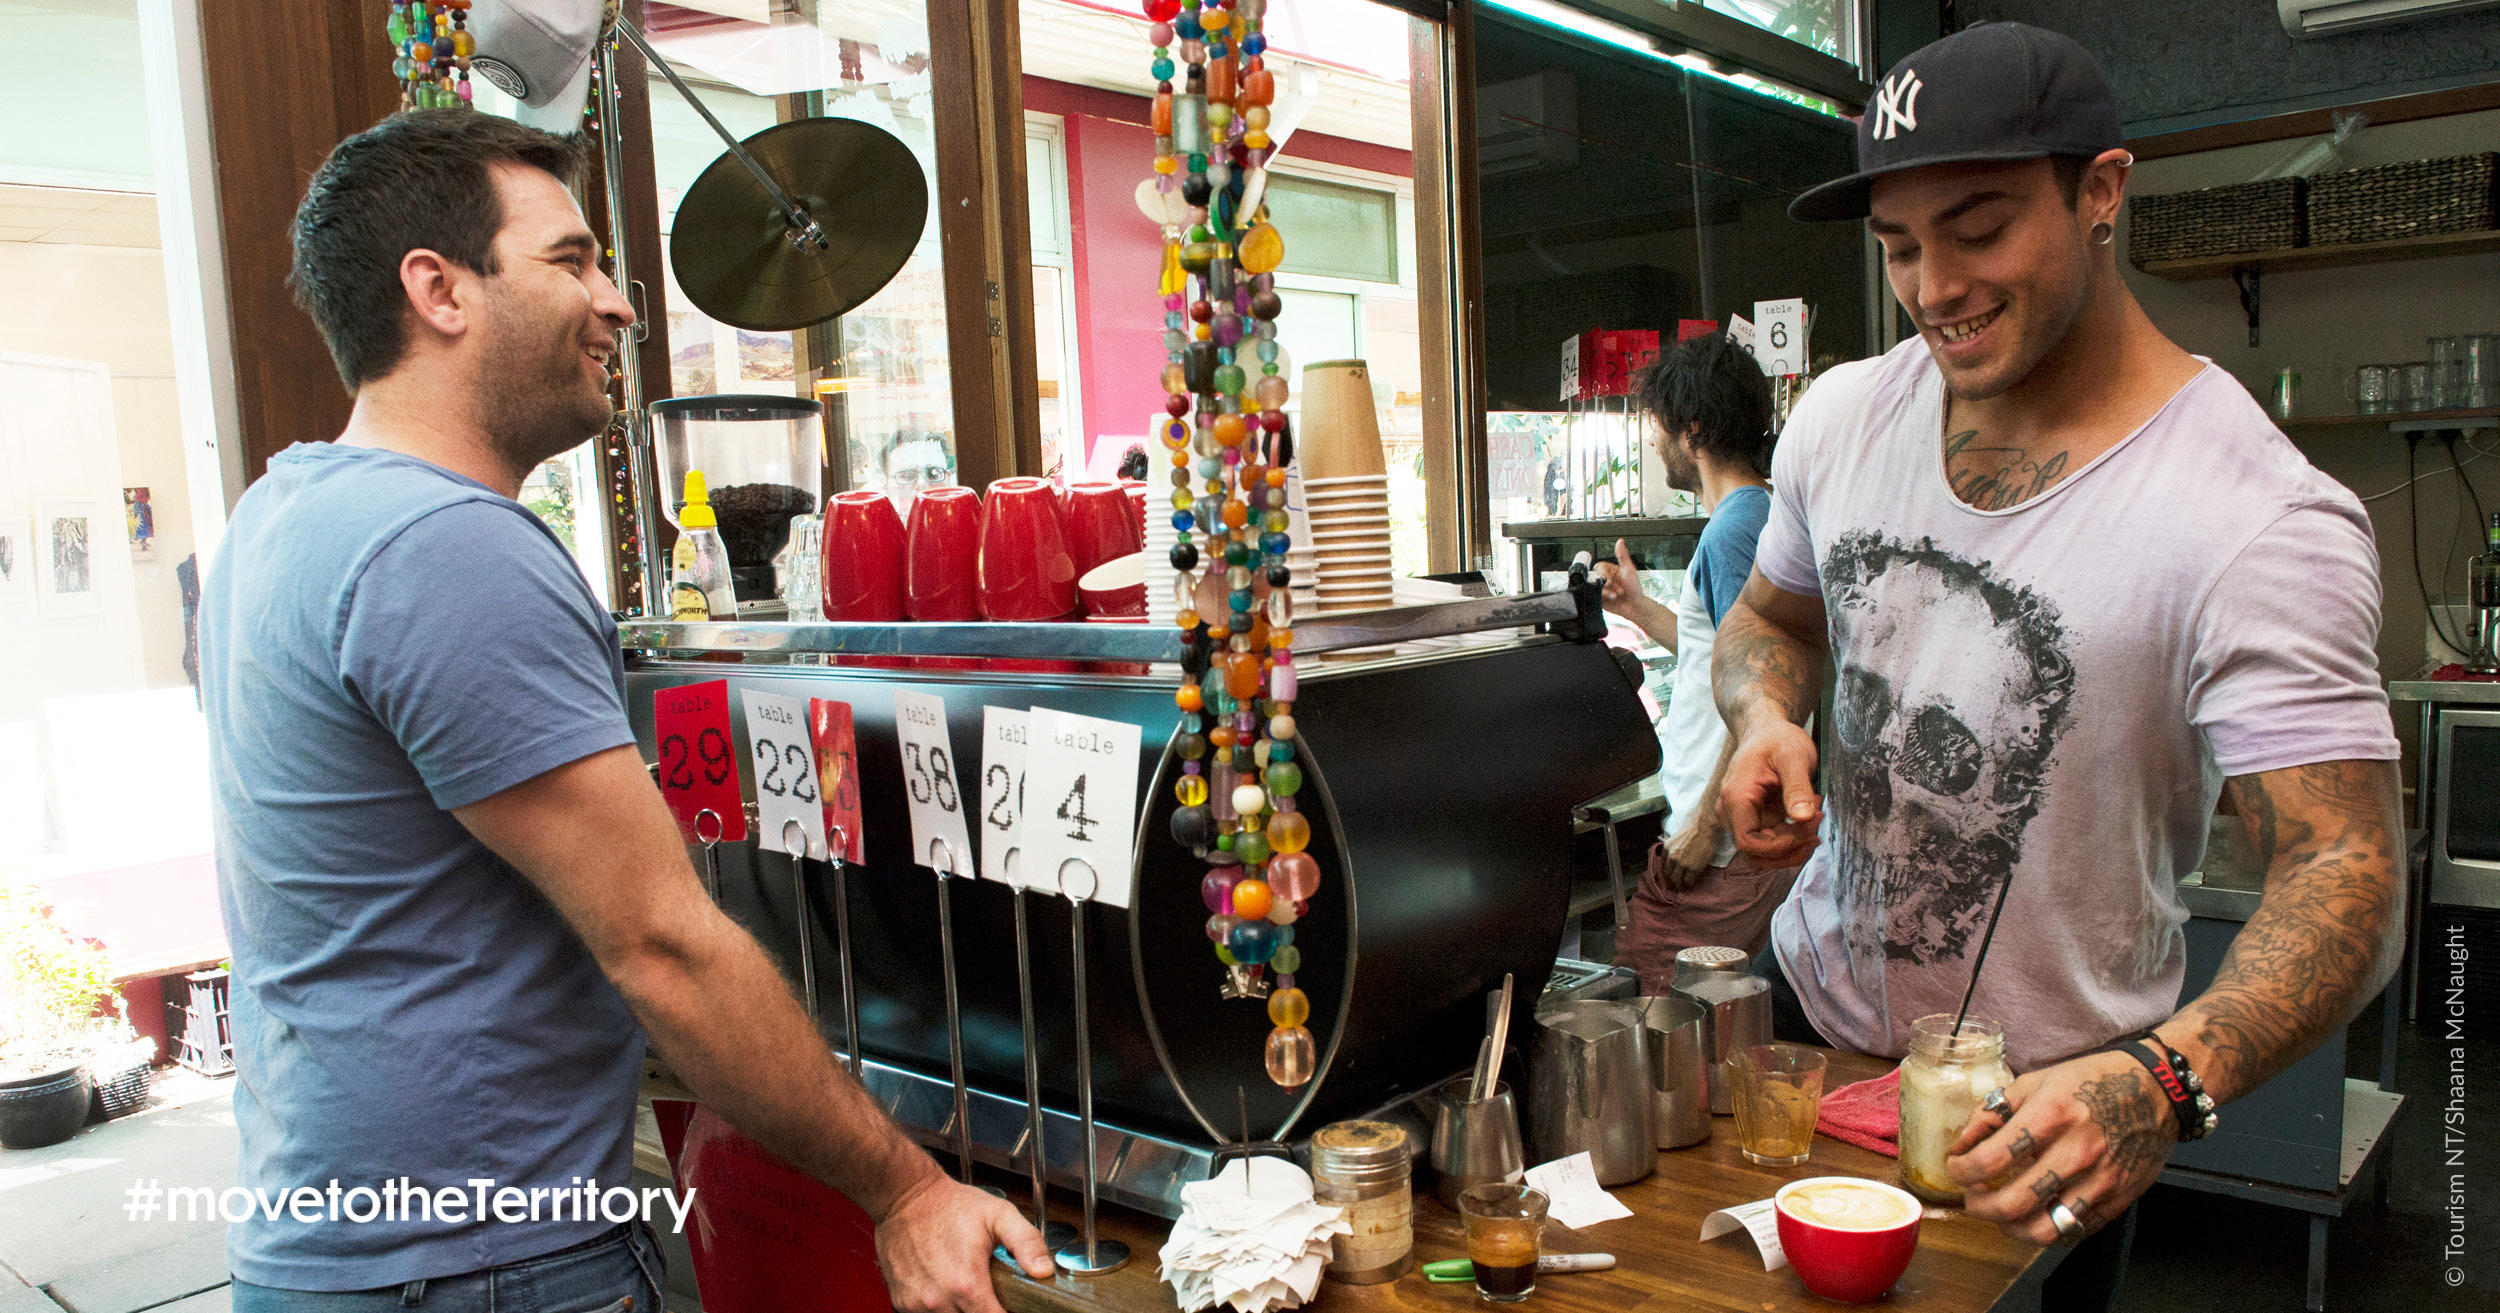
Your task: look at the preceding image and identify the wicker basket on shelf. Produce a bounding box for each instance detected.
[2306,153,2499,246]
[2127,177,2305,268]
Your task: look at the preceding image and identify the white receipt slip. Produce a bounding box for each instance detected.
[1522,1152,1634,1230]
[1699,1197,1788,1271]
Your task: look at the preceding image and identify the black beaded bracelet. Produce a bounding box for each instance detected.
[2103,1029,2216,1142]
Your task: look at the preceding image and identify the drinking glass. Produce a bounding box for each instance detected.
[1730,1043,1827,1166]
[2397,362,2434,413]
[2429,337,2465,410]
[2466,335,2500,409]
[1457,1183,1547,1304]
[2347,364,2394,415]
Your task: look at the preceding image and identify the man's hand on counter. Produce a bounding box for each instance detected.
[875,1168,1054,1313]
[1941,1050,2174,1247]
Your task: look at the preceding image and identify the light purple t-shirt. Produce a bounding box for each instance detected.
[1756,340,2398,1072]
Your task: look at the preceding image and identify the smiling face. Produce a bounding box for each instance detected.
[1868,157,2106,402]
[467,162,635,470]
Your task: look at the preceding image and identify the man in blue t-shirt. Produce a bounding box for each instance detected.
[200,111,1048,1312]
[1594,334,1805,988]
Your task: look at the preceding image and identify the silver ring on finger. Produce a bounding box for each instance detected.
[1980,1087,2012,1119]
[2048,1200,2087,1247]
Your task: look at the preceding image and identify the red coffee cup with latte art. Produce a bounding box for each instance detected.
[1773,1176,1922,1303]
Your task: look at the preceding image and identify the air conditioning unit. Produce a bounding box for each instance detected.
[2278,0,2500,38]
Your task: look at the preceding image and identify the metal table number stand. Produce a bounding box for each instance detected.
[781,821,818,1023]
[827,823,863,1078]
[693,808,725,902]
[996,849,1078,1263]
[1052,856,1129,1276]
[928,837,976,1185]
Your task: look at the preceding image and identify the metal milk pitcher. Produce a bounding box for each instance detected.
[1527,999,1656,1185]
[1669,946,1772,1115]
[1638,994,1712,1148]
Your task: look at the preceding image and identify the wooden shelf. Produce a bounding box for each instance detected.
[2136,227,2500,281]
[2279,406,2499,432]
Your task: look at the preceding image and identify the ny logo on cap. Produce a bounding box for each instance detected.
[1872,69,1923,141]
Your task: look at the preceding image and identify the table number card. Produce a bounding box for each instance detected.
[890,689,974,876]
[654,680,746,845]
[1752,297,1807,377]
[979,707,1030,887]
[1021,708,1143,907]
[740,689,826,860]
[808,699,866,864]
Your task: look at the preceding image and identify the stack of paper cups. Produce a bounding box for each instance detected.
[1305,472,1393,613]
[1283,463,1320,618]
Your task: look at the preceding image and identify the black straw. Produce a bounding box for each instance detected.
[1951,872,2017,1038]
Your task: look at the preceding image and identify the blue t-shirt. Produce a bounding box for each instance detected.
[200,443,644,1290]
[1689,484,1771,626]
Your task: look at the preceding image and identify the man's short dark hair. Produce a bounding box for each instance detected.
[2049,153,2091,209]
[1635,332,1775,476]
[289,109,585,391]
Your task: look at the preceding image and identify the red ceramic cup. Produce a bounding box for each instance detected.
[822,490,907,622]
[1063,480,1143,580]
[905,484,983,622]
[978,476,1080,622]
[1077,552,1148,618]
[1774,1177,1923,1304]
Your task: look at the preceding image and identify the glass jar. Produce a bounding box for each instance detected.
[1896,1014,2012,1205]
[1310,1120,1412,1284]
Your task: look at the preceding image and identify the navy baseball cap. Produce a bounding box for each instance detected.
[1790,22,2123,223]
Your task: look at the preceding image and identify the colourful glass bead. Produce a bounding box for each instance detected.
[1202,869,1239,914]
[1213,362,1246,394]
[1176,774,1209,807]
[1244,66,1276,105]
[1267,809,1310,854]
[1270,851,1321,901]
[1267,986,1309,1028]
[1232,782,1268,816]
[1266,1025,1315,1088]
[1231,877,1273,920]
[1272,944,1302,974]
[1267,897,1298,927]
[1144,0,1181,22]
[1228,919,1277,965]
[1206,912,1240,944]
[1237,222,1284,274]
[1215,944,1239,965]
[1263,761,1302,797]
[1176,681,1203,711]
[1269,712,1296,739]
[1270,662,1298,701]
[1173,804,1215,848]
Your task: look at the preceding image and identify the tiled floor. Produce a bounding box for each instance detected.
[0,1071,236,1313]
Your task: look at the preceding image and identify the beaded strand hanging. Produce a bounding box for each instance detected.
[1145,0,1315,1092]
[385,1,476,110]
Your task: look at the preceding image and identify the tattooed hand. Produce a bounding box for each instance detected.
[1714,569,1830,862]
[1942,1051,2173,1246]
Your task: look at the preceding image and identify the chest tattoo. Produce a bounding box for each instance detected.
[1944,429,2071,511]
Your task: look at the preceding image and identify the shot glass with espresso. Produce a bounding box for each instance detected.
[1456,1183,1549,1303]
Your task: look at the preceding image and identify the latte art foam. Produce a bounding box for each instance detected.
[1781,1181,1919,1231]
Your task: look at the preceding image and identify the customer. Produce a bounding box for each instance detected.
[1712,23,2403,1309]
[1596,334,1800,984]
[200,111,1048,1312]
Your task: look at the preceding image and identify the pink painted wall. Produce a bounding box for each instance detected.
[1023,75,1412,470]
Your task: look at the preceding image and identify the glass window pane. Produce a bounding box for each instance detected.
[1699,0,1857,66]
[1264,175,1399,283]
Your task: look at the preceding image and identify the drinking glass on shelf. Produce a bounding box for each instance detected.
[2429,337,2465,410]
[2466,335,2500,409]
[2397,362,2435,413]
[2347,364,2394,415]
[1730,1043,1827,1166]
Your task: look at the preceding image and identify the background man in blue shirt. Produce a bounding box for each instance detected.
[1594,334,1802,986]
[201,110,1047,1312]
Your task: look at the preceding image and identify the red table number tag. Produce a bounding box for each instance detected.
[809,699,867,865]
[654,680,747,845]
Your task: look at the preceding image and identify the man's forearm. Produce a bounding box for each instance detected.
[1712,595,1824,738]
[2158,759,2405,1105]
[615,912,940,1218]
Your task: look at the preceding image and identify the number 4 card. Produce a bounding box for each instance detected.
[891,689,975,876]
[1022,708,1143,907]
[740,689,825,860]
[653,680,747,845]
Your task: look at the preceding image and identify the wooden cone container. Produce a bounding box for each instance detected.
[1297,360,1387,479]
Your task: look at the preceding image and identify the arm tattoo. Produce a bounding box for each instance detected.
[2074,1071,2170,1183]
[2179,760,2404,1102]
[2026,1167,2065,1208]
[1712,591,1824,736]
[1943,429,2072,511]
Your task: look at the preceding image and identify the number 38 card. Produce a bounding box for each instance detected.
[1022,708,1142,907]
[890,689,975,877]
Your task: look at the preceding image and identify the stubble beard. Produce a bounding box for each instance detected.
[1937,248,2096,404]
[475,298,615,473]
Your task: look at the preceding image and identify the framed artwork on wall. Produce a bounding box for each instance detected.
[0,515,31,611]
[36,500,102,618]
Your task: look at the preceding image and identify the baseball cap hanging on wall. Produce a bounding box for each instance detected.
[467,0,605,132]
[1788,22,2123,223]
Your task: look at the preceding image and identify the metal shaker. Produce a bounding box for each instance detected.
[1526,999,1656,1185]
[1668,946,1771,1115]
[1637,995,1712,1148]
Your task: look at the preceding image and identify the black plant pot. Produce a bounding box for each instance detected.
[0,1066,95,1150]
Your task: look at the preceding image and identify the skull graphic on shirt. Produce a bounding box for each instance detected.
[1820,532,2074,987]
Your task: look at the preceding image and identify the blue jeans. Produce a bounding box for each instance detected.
[232,1222,666,1313]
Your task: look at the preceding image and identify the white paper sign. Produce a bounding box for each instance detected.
[1727,313,1755,358]
[891,690,975,875]
[979,706,1029,887]
[741,689,828,860]
[1021,708,1144,907]
[1559,335,1582,402]
[1699,1197,1788,1271]
[1524,1152,1635,1230]
[1753,297,1807,376]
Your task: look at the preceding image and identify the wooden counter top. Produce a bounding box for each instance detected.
[996,1049,2059,1313]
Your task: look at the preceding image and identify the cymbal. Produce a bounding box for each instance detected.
[669,117,928,333]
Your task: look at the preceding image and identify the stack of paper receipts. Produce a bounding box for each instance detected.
[1158,1156,1351,1312]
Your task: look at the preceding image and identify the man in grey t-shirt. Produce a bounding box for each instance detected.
[202,111,1047,1311]
[1712,23,2404,1302]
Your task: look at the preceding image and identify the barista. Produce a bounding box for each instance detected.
[1711,23,2404,1307]
[1596,335,1801,983]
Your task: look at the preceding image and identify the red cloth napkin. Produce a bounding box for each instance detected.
[1815,1068,1901,1157]
[2428,664,2500,683]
